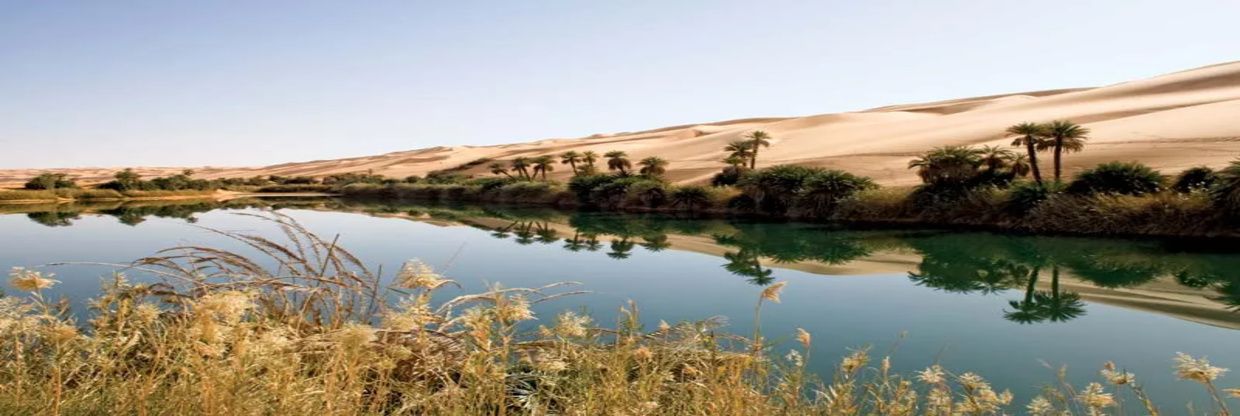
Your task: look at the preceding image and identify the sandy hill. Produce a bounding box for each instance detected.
[4,61,1239,188]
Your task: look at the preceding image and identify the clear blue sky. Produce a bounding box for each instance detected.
[2,0,1238,168]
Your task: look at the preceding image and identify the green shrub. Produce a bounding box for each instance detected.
[794,170,877,218]
[710,167,743,187]
[1211,160,1240,218]
[496,182,554,202]
[1005,181,1064,214]
[1172,166,1218,193]
[624,181,668,209]
[737,165,821,215]
[256,184,335,193]
[23,173,77,190]
[833,188,915,222]
[669,186,713,211]
[1066,161,1165,196]
[567,174,617,205]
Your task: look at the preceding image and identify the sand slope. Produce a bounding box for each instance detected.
[4,61,1239,187]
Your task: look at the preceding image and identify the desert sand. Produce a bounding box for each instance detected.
[4,61,1238,188]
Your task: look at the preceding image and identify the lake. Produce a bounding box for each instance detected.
[2,198,1238,409]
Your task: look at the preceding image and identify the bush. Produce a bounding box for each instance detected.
[710,167,744,187]
[496,182,555,202]
[1005,181,1065,214]
[669,186,713,211]
[1172,166,1218,193]
[1066,161,1165,196]
[568,174,618,205]
[624,180,668,209]
[794,170,877,218]
[23,173,77,190]
[1211,160,1240,218]
[736,165,821,215]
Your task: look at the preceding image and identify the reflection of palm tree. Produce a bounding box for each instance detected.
[724,249,775,285]
[1038,265,1086,322]
[607,238,635,259]
[534,222,559,244]
[490,222,516,239]
[513,222,536,245]
[1005,266,1045,324]
[583,234,603,252]
[563,232,586,252]
[639,234,671,252]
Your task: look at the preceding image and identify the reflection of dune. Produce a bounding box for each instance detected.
[6,61,1240,188]
[1051,277,1240,330]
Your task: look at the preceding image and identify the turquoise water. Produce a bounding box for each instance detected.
[2,199,1238,410]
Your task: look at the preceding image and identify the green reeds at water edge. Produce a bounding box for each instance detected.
[1,213,1236,415]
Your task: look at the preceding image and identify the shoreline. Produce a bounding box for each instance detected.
[0,190,338,205]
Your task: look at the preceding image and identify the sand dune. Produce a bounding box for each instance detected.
[4,61,1239,188]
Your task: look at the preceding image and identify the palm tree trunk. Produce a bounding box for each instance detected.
[1024,139,1043,185]
[1051,265,1061,301]
[569,161,578,176]
[1024,266,1040,303]
[750,146,759,170]
[1053,140,1063,182]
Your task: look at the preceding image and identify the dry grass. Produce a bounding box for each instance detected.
[1,212,1235,415]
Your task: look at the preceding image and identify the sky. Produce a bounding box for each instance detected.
[2,0,1238,169]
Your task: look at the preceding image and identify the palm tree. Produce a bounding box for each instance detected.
[723,154,748,169]
[488,163,513,179]
[638,156,668,178]
[605,151,632,175]
[978,145,1014,172]
[510,157,533,181]
[1007,122,1048,185]
[563,232,586,252]
[1009,154,1031,178]
[1039,120,1089,182]
[532,155,555,180]
[560,151,583,175]
[907,145,983,186]
[724,140,753,165]
[581,151,599,174]
[743,131,772,169]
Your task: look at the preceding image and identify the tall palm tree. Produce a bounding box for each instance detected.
[605,151,632,175]
[607,238,635,259]
[1007,122,1048,185]
[560,151,583,175]
[510,157,533,181]
[581,151,599,174]
[743,131,772,169]
[488,162,513,179]
[1039,120,1090,182]
[531,155,555,180]
[638,156,669,178]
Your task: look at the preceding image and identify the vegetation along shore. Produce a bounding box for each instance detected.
[11,121,1240,238]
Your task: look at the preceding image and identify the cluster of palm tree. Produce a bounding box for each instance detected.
[722,130,773,170]
[1005,120,1090,185]
[907,144,1030,187]
[489,149,670,181]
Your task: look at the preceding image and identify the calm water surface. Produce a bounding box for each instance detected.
[2,198,1239,409]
